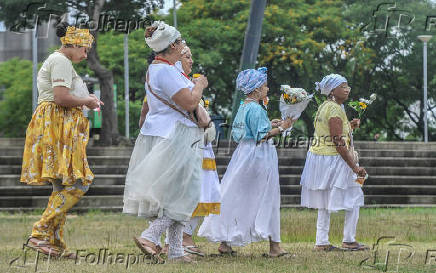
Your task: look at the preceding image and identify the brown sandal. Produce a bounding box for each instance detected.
[217,249,237,256]
[262,251,293,258]
[25,237,61,258]
[314,244,340,252]
[59,251,77,260]
[133,237,164,264]
[342,242,370,251]
[167,253,197,264]
[184,245,205,257]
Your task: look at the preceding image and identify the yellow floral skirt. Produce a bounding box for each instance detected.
[20,102,94,186]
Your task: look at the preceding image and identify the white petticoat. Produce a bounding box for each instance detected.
[123,122,203,222]
[300,151,364,212]
[198,139,281,246]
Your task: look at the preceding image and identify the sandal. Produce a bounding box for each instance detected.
[314,244,341,252]
[262,251,293,258]
[59,251,77,260]
[217,249,237,256]
[167,253,197,264]
[161,244,169,255]
[24,237,60,258]
[342,242,370,251]
[184,245,205,257]
[133,237,164,264]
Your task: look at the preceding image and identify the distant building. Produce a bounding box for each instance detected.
[0,22,59,62]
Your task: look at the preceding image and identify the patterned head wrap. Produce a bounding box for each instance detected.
[60,26,94,48]
[315,74,347,96]
[236,67,268,95]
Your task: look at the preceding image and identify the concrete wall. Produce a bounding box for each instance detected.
[0,22,60,62]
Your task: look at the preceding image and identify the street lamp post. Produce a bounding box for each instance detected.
[32,24,38,112]
[230,0,267,122]
[418,35,432,143]
[173,0,177,28]
[124,34,129,139]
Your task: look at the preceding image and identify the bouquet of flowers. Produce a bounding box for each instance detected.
[279,85,313,120]
[348,93,377,119]
[347,93,376,187]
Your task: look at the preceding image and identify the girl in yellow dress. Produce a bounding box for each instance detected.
[21,22,101,258]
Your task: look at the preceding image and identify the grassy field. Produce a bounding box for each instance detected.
[0,208,435,273]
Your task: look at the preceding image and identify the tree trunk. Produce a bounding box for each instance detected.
[87,0,119,145]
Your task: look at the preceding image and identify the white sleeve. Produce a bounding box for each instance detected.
[50,56,73,88]
[156,66,189,99]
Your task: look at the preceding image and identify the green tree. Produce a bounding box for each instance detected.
[343,0,436,140]
[175,0,372,137]
[74,29,154,137]
[0,0,162,144]
[0,58,34,137]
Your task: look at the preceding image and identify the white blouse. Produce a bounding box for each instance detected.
[140,63,196,138]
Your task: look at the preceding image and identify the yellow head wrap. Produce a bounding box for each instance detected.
[60,26,94,48]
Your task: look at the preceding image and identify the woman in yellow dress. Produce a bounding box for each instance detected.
[21,22,101,258]
[300,74,368,251]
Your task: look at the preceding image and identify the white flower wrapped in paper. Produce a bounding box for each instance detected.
[279,85,313,120]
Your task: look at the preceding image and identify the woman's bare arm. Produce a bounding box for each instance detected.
[172,75,208,112]
[329,117,366,176]
[139,100,149,128]
[53,86,99,108]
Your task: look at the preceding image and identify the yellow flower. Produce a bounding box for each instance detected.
[204,100,210,108]
[359,102,367,110]
[291,97,297,103]
[193,74,201,78]
[283,93,290,100]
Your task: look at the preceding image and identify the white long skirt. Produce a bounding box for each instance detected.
[123,122,203,222]
[200,143,221,203]
[192,143,221,216]
[198,139,281,246]
[300,151,364,212]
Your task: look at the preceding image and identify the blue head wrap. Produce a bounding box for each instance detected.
[315,74,347,95]
[236,67,268,95]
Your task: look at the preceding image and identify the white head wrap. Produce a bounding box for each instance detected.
[315,74,347,96]
[145,21,181,53]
